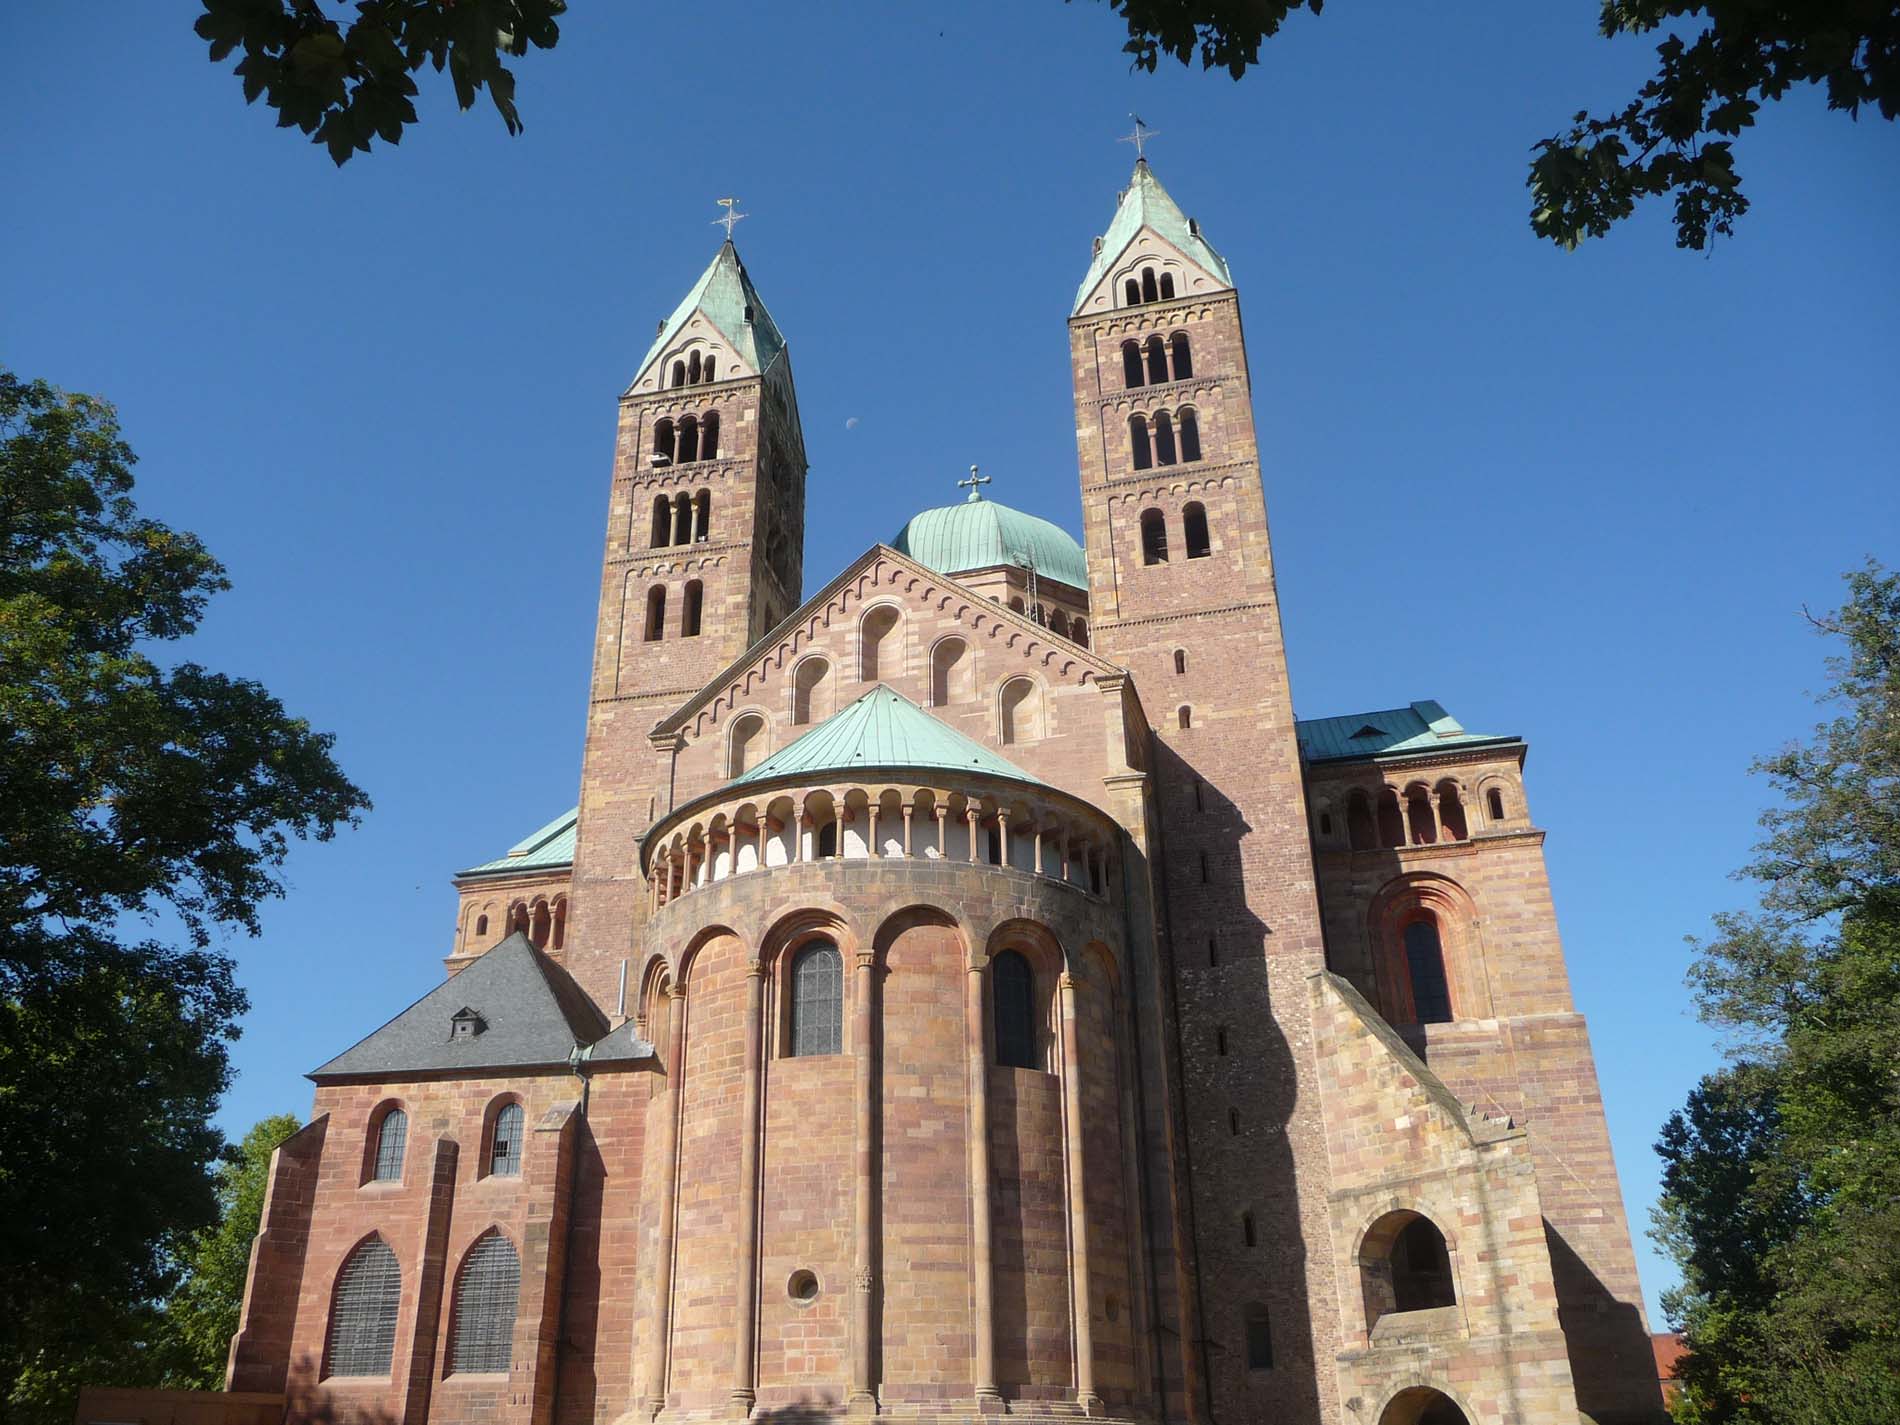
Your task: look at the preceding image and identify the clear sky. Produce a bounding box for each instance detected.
[6,3,1896,1325]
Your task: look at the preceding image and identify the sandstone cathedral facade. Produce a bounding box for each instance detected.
[217,162,1661,1425]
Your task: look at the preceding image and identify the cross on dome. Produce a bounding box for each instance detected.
[958,464,992,502]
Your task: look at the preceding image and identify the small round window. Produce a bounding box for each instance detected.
[787,1269,820,1304]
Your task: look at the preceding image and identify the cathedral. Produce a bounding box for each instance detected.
[208,160,1660,1425]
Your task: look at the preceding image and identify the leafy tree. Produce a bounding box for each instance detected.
[163,1114,305,1386]
[0,370,368,1422]
[1656,561,1900,1424]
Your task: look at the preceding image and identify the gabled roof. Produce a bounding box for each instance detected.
[310,933,607,1080]
[456,806,577,879]
[627,241,786,391]
[892,490,1090,590]
[1295,700,1520,765]
[729,685,1046,789]
[1073,159,1233,315]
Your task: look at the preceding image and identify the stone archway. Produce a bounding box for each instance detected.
[1378,1386,1471,1425]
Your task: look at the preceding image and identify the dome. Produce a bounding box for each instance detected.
[891,491,1090,591]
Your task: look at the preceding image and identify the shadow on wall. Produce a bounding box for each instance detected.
[1146,739,1322,1425]
[1544,1227,1668,1425]
[283,1355,396,1425]
[553,1115,608,1425]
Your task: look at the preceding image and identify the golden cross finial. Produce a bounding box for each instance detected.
[712,197,748,240]
[1119,114,1159,160]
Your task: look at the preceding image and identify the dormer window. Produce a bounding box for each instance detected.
[1350,724,1385,740]
[450,1007,487,1040]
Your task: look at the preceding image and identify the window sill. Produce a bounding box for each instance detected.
[1369,1304,1462,1344]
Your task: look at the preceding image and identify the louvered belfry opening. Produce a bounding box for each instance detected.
[449,1232,522,1374]
[325,1237,401,1377]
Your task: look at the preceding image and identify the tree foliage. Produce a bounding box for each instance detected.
[1656,561,1900,1424]
[0,370,367,1422]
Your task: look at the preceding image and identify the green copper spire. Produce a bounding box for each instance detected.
[1072,159,1233,315]
[627,241,787,390]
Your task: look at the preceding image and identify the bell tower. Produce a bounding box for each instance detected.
[1069,159,1343,1421]
[566,237,808,1005]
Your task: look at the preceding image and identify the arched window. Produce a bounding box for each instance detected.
[652,418,674,467]
[1177,705,1192,730]
[1173,648,1187,675]
[1140,267,1159,303]
[1140,507,1168,565]
[643,586,666,642]
[1129,414,1152,471]
[1486,786,1506,822]
[670,360,686,388]
[1244,1303,1273,1370]
[475,913,489,937]
[1144,334,1167,385]
[551,897,566,950]
[1008,596,1025,614]
[1153,410,1178,465]
[702,356,716,382]
[530,899,550,948]
[1392,1217,1455,1312]
[687,351,702,384]
[680,580,703,638]
[1403,918,1453,1024]
[1072,618,1087,648]
[449,1232,520,1374]
[1121,340,1143,388]
[1170,331,1192,380]
[1437,783,1468,841]
[1183,500,1210,557]
[791,657,829,725]
[672,491,692,545]
[1159,271,1176,299]
[729,713,766,778]
[790,943,843,1056]
[999,677,1041,745]
[930,637,970,706]
[1123,277,1141,307]
[814,819,837,859]
[1178,408,1202,464]
[677,415,699,464]
[325,1236,400,1377]
[1347,791,1376,850]
[1050,609,1071,638]
[370,1107,406,1182]
[509,903,529,936]
[701,412,720,461]
[860,604,900,682]
[992,951,1037,1069]
[489,1101,524,1177]
[1377,789,1406,848]
[1405,786,1437,845]
[650,494,671,548]
[692,488,710,541]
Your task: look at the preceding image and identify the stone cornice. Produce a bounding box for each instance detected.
[1084,458,1255,494]
[1095,599,1274,631]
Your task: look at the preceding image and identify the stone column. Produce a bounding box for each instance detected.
[965,806,981,863]
[902,804,915,857]
[1033,826,1045,876]
[757,817,768,872]
[868,804,881,858]
[849,949,879,1413]
[967,963,1001,1409]
[1059,973,1102,1414]
[645,984,689,1415]
[731,964,766,1414]
[935,806,948,859]
[997,810,1011,868]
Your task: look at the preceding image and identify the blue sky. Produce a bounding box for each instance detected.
[6,3,1896,1324]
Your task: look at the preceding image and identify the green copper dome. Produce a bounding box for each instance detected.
[892,491,1090,591]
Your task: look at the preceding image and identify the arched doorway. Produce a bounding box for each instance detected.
[1378,1386,1471,1425]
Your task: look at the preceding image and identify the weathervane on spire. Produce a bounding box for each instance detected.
[1119,114,1158,161]
[958,464,992,500]
[712,197,748,241]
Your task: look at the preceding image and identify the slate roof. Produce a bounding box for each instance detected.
[892,490,1090,591]
[627,241,786,391]
[583,1019,657,1065]
[457,806,577,879]
[310,933,608,1080]
[1073,159,1234,314]
[1295,700,1520,764]
[728,685,1046,790]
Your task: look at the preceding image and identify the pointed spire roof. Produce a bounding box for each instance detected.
[1073,159,1233,315]
[728,685,1046,789]
[627,241,787,391]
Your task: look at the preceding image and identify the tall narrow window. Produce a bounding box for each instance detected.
[687,351,702,384]
[650,494,671,548]
[1229,1107,1241,1135]
[1486,786,1506,822]
[652,418,674,467]
[1377,789,1406,848]
[1159,271,1176,300]
[1170,331,1192,380]
[993,951,1037,1069]
[815,819,838,859]
[672,492,692,545]
[1140,267,1159,303]
[644,586,666,642]
[1437,784,1468,841]
[1178,705,1192,730]
[1183,500,1210,557]
[1173,649,1187,675]
[1207,936,1218,967]
[489,1101,523,1177]
[999,677,1040,745]
[860,605,900,682]
[449,1232,520,1374]
[930,636,969,706]
[1244,1303,1273,1370]
[1072,618,1087,648]
[325,1237,401,1377]
[1153,410,1178,465]
[1216,1026,1229,1056]
[1347,791,1375,850]
[681,580,703,638]
[1124,277,1141,307]
[1140,508,1168,565]
[670,360,686,388]
[1405,787,1437,845]
[1051,610,1071,639]
[692,488,710,541]
[1129,414,1152,471]
[790,942,843,1056]
[677,415,699,464]
[371,1107,406,1182]
[729,713,766,778]
[701,412,720,460]
[703,356,716,382]
[1403,918,1454,1024]
[1144,334,1167,385]
[792,657,829,725]
[1178,408,1202,464]
[475,913,489,937]
[1199,851,1210,882]
[1122,340,1143,388]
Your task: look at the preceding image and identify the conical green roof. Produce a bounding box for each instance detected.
[629,241,786,388]
[891,491,1089,591]
[1073,159,1232,314]
[729,685,1044,789]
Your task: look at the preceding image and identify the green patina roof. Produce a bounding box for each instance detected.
[891,491,1090,591]
[457,806,577,878]
[1073,159,1233,315]
[629,241,786,389]
[730,685,1046,789]
[1295,701,1519,764]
